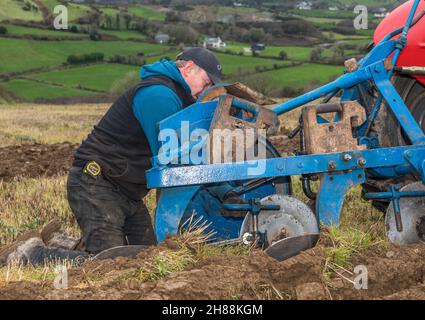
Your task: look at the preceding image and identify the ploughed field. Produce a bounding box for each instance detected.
[0,103,423,300]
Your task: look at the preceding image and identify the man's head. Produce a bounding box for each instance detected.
[176,47,222,99]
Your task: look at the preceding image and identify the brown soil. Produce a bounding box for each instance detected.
[1,239,425,300]
[0,143,77,182]
[0,127,296,183]
[1,139,424,300]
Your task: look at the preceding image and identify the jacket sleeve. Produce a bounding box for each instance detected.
[133,84,183,156]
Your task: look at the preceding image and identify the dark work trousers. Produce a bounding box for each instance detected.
[67,166,156,253]
[25,167,156,266]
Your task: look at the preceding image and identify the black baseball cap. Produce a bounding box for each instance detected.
[176,47,222,85]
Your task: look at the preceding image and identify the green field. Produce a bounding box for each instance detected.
[214,53,290,75]
[219,43,357,62]
[2,24,85,37]
[3,79,96,101]
[262,63,343,88]
[41,0,92,21]
[0,38,171,74]
[99,29,146,40]
[127,6,166,21]
[219,43,317,60]
[262,46,313,60]
[31,63,137,92]
[289,9,356,19]
[144,51,181,63]
[0,0,43,22]
[98,6,120,16]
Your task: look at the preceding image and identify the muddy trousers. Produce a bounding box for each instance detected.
[26,166,156,265]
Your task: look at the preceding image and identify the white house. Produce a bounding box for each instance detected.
[374,8,388,18]
[203,37,226,49]
[296,1,312,10]
[155,32,170,44]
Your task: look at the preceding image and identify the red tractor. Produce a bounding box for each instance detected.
[363,0,425,211]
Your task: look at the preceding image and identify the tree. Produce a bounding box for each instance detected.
[165,11,180,22]
[123,13,132,30]
[247,27,266,43]
[279,50,288,60]
[105,15,113,29]
[335,44,345,57]
[89,29,101,41]
[310,47,323,62]
[0,26,7,35]
[115,14,120,30]
[168,25,198,45]
[69,25,78,33]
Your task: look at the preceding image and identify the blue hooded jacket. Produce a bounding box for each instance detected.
[133,59,232,200]
[133,59,192,156]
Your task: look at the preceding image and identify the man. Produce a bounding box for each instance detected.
[2,47,222,265]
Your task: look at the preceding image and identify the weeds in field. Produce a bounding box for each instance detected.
[134,248,195,282]
[0,259,70,287]
[321,186,387,286]
[0,103,107,146]
[243,283,293,300]
[0,176,79,245]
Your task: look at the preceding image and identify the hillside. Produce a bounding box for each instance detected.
[0,0,393,103]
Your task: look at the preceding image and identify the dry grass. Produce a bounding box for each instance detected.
[0,103,108,146]
[0,176,79,245]
[0,102,389,293]
[0,259,71,288]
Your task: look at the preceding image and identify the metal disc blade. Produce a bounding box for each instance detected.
[240,194,319,239]
[264,234,320,261]
[93,245,150,260]
[386,182,425,245]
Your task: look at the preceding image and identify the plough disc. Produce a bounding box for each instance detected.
[386,182,425,245]
[240,194,319,261]
[93,245,149,260]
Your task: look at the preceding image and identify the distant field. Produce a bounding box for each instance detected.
[262,63,343,88]
[218,43,317,61]
[2,24,84,37]
[219,44,356,62]
[335,0,394,5]
[3,79,96,102]
[0,38,171,74]
[262,46,313,60]
[0,0,43,22]
[99,29,146,40]
[289,9,356,19]
[98,6,119,16]
[214,53,290,75]
[322,31,371,41]
[144,51,181,63]
[31,63,137,92]
[67,2,92,20]
[127,6,166,21]
[42,0,92,21]
[296,16,342,24]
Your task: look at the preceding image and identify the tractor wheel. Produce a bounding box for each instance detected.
[362,75,425,212]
